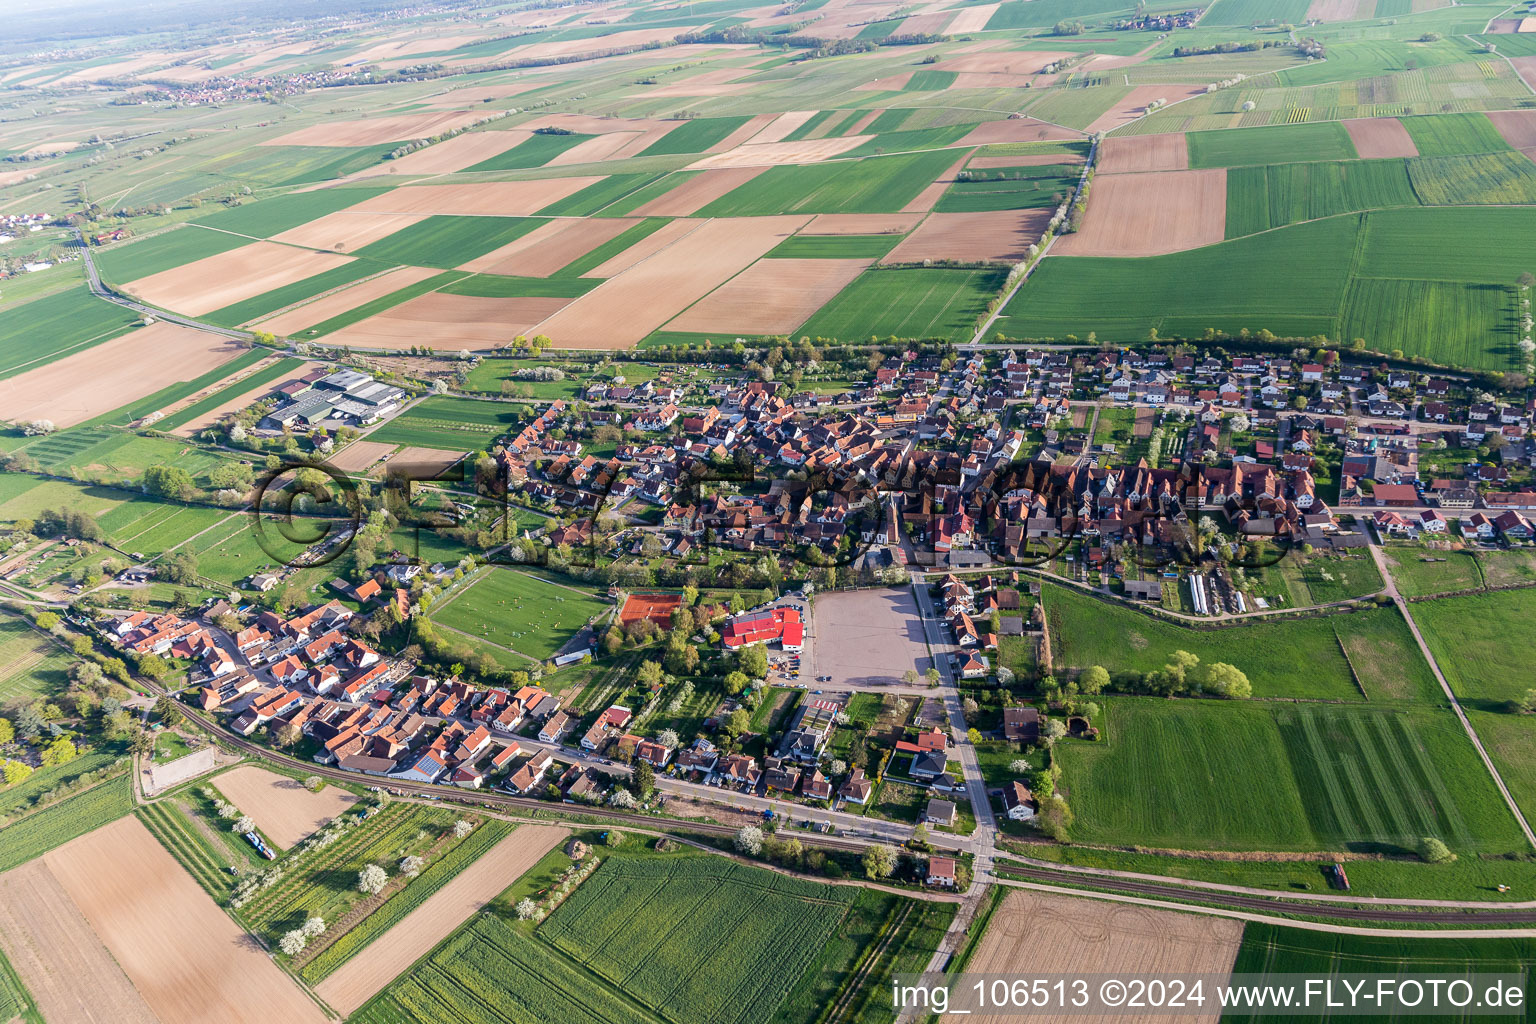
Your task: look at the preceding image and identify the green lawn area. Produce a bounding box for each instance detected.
[798,267,1005,343]
[1413,588,1536,705]
[430,568,609,661]
[1056,698,1525,855]
[1380,545,1482,597]
[0,615,72,706]
[1043,583,1437,702]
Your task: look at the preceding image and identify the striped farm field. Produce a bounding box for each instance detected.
[1056,698,1526,854]
[0,286,140,379]
[1340,277,1510,370]
[797,267,1005,342]
[1187,121,1358,168]
[1406,151,1536,205]
[364,395,522,449]
[1223,159,1418,237]
[355,215,547,268]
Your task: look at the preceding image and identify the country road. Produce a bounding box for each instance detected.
[75,229,250,341]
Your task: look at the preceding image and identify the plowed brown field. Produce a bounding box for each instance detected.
[351,177,604,216]
[1052,168,1226,257]
[459,217,638,276]
[122,239,354,316]
[1098,134,1189,174]
[884,208,1050,263]
[630,166,769,216]
[45,817,327,1024]
[1343,117,1419,158]
[256,265,441,336]
[213,764,358,849]
[327,292,575,349]
[667,257,870,333]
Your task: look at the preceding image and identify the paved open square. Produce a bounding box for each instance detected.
[811,587,934,688]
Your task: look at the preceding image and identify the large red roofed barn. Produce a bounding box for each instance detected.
[720,607,803,652]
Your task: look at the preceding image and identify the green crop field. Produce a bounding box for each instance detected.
[994,215,1356,343]
[639,116,754,156]
[1226,925,1536,1024]
[354,910,657,1024]
[430,568,609,661]
[465,131,594,171]
[153,356,305,431]
[204,259,390,327]
[935,164,1079,213]
[1464,710,1536,828]
[0,775,134,873]
[1200,0,1311,27]
[1355,206,1536,282]
[440,273,599,298]
[0,616,73,705]
[300,816,514,983]
[191,186,390,237]
[1414,588,1536,705]
[1399,112,1511,157]
[0,286,140,379]
[542,172,669,217]
[697,149,961,216]
[354,850,921,1024]
[799,267,1005,342]
[1407,151,1536,205]
[355,215,546,268]
[1056,698,1525,854]
[93,225,247,284]
[365,395,523,450]
[1043,583,1437,702]
[303,270,466,338]
[1187,122,1358,168]
[1380,546,1483,597]
[599,171,701,215]
[841,124,973,158]
[1223,160,1418,237]
[1339,276,1511,370]
[539,855,858,1024]
[767,234,902,259]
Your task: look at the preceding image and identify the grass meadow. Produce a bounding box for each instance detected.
[430,567,608,661]
[1043,583,1436,702]
[1056,698,1525,854]
[1413,588,1536,706]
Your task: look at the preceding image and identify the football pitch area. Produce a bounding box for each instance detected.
[428,567,609,661]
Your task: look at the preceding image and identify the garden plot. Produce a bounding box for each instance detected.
[1097,133,1189,173]
[121,241,354,317]
[883,208,1051,263]
[530,215,810,347]
[315,824,567,1014]
[256,265,441,336]
[44,816,327,1024]
[271,211,429,252]
[1344,117,1420,158]
[326,291,575,350]
[213,765,357,850]
[1053,169,1226,257]
[967,889,1239,1024]
[0,322,244,429]
[666,257,871,334]
[459,217,639,277]
[351,178,605,217]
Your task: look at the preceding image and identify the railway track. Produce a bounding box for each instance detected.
[996,864,1536,925]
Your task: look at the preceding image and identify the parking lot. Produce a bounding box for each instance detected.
[810,587,934,689]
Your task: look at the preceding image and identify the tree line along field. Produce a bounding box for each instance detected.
[996,207,1536,370]
[428,568,610,662]
[1042,583,1439,702]
[356,852,932,1024]
[1055,698,1525,855]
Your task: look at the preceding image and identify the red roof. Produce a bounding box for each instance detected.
[721,607,802,649]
